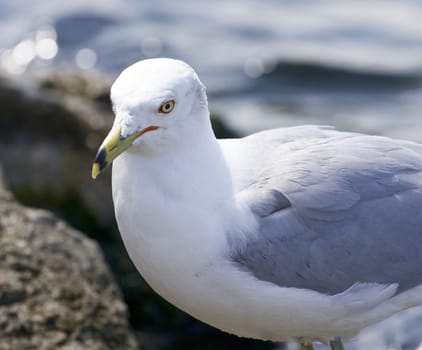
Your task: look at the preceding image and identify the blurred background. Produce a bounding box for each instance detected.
[1,1,422,349]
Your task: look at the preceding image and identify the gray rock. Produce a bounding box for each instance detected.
[0,68,115,229]
[0,190,139,350]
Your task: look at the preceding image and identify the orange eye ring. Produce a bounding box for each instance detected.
[158,100,175,114]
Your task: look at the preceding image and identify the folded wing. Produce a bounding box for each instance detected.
[221,126,422,295]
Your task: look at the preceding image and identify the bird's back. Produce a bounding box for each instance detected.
[220,125,422,295]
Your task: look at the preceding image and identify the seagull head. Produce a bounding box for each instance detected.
[92,58,208,179]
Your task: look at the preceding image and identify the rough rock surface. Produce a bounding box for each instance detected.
[0,69,115,229]
[0,185,139,350]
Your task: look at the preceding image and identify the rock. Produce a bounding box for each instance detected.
[0,189,139,350]
[210,113,239,139]
[0,68,115,231]
[0,166,12,201]
[36,68,111,102]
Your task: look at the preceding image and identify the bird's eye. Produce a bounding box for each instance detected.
[158,100,175,114]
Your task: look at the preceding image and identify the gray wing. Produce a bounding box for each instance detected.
[223,126,422,295]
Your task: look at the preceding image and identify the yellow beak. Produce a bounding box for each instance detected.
[91,125,159,179]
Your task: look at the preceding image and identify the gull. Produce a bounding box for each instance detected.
[92,58,422,350]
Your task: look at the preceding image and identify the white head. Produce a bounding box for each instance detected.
[92,58,210,178]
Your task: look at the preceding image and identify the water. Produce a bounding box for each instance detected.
[1,0,422,139]
[2,1,422,349]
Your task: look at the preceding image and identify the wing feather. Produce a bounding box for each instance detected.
[222,126,422,295]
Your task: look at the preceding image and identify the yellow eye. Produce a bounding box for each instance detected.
[158,100,175,114]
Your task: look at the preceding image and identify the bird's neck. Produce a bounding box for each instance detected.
[111,119,236,306]
[112,119,234,214]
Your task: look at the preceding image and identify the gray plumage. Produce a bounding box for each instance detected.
[223,125,422,295]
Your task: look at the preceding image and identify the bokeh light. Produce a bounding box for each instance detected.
[244,57,265,78]
[36,38,58,60]
[75,48,97,69]
[12,40,36,66]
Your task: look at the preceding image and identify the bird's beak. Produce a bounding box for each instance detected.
[91,125,159,179]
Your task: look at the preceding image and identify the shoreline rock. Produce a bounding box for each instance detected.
[0,185,139,350]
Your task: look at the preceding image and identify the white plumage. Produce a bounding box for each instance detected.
[93,58,422,349]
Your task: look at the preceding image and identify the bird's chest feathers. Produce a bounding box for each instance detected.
[113,174,227,299]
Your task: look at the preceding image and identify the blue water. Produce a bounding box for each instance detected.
[1,0,422,140]
[1,1,422,348]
